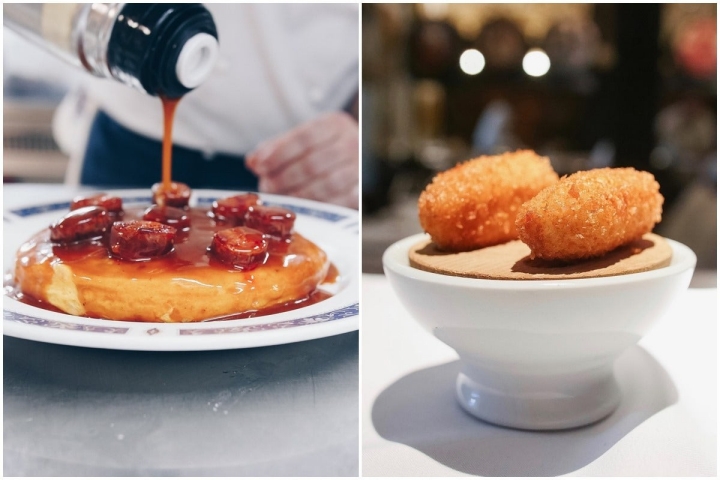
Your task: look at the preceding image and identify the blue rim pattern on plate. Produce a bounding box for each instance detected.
[4,311,130,334]
[5,195,357,340]
[180,304,359,335]
[196,196,347,223]
[4,304,359,335]
[11,202,72,218]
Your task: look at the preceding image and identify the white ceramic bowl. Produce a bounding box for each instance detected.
[383,234,696,430]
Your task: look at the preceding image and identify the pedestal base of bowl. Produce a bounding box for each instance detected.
[456,364,621,430]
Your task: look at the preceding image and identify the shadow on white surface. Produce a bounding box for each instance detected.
[371,345,677,476]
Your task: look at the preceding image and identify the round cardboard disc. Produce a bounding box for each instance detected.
[408,233,673,280]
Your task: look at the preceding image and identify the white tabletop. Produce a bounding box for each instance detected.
[362,273,716,477]
[3,184,359,476]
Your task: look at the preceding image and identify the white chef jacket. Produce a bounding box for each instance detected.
[88,3,358,157]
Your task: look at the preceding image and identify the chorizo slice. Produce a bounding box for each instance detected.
[152,182,191,209]
[245,205,296,241]
[70,193,123,214]
[143,205,191,231]
[209,226,268,270]
[211,193,260,224]
[109,220,177,261]
[50,206,113,243]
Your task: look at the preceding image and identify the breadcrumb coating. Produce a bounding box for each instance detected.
[418,150,559,251]
[516,167,663,261]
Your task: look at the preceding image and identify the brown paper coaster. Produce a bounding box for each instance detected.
[408,233,672,280]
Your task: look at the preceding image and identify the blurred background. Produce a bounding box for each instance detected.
[362,3,716,286]
[4,26,81,184]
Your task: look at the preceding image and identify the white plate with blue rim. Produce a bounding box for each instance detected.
[3,189,359,351]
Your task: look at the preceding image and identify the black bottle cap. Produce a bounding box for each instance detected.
[107,3,218,98]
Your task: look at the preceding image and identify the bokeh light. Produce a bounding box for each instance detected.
[459,48,485,75]
[522,48,551,77]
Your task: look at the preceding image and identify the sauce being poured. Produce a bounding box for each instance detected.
[160,96,181,190]
[7,94,339,323]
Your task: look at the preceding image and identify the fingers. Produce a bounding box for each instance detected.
[260,130,358,194]
[246,112,356,177]
[247,111,359,209]
[258,159,358,205]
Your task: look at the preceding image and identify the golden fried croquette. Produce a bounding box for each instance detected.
[418,150,559,251]
[516,167,663,261]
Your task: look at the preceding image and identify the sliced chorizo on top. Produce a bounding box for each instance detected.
[152,182,191,209]
[70,193,123,214]
[211,193,260,224]
[245,205,296,241]
[208,226,268,270]
[50,206,113,243]
[143,205,191,231]
[109,220,177,261]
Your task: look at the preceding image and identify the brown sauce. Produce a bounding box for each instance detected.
[160,96,181,190]
[7,96,338,323]
[45,207,332,276]
[323,262,339,284]
[203,290,333,322]
[4,284,64,314]
[10,277,335,322]
[13,205,336,321]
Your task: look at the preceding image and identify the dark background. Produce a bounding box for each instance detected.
[362,3,716,282]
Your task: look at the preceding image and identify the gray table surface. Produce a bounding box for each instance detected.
[3,184,359,476]
[4,332,358,476]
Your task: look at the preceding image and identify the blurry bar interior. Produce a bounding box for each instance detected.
[362,3,716,286]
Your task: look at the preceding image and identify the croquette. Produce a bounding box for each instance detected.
[516,167,663,261]
[418,150,559,251]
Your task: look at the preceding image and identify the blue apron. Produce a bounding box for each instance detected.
[80,110,259,190]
